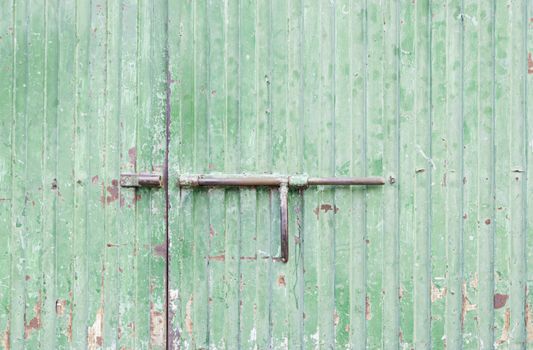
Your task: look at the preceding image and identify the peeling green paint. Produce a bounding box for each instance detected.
[1,0,532,349]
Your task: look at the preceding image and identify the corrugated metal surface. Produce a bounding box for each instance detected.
[0,1,167,349]
[167,0,532,349]
[1,0,532,349]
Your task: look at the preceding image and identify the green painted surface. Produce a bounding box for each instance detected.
[0,0,167,349]
[168,1,532,349]
[1,0,532,349]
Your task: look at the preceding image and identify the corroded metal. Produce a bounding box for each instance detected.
[120,173,163,188]
[178,174,385,188]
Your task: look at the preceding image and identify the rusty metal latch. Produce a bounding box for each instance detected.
[120,173,163,188]
[178,174,385,263]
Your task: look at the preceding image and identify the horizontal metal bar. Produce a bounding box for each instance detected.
[178,174,385,187]
[198,175,285,187]
[307,176,385,186]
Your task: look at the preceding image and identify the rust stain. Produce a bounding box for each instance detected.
[528,53,533,74]
[496,308,511,345]
[2,323,9,350]
[493,293,509,309]
[100,181,106,205]
[87,307,104,349]
[208,255,225,261]
[333,310,340,326]
[365,296,372,320]
[431,283,447,303]
[24,292,42,339]
[150,303,165,346]
[153,243,167,260]
[106,179,119,204]
[185,296,194,338]
[314,204,340,219]
[484,218,491,225]
[92,175,99,184]
[526,303,533,342]
[461,282,476,327]
[67,291,73,342]
[277,274,286,287]
[128,147,137,167]
[209,225,215,238]
[55,299,67,316]
[240,256,257,260]
[132,194,142,205]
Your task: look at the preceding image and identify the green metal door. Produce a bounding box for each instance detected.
[2,0,533,349]
[167,0,532,349]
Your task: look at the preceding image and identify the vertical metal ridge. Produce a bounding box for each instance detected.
[41,0,61,346]
[365,0,385,347]
[427,0,434,340]
[134,0,142,345]
[0,0,15,348]
[508,0,528,346]
[382,0,401,347]
[476,0,496,346]
[164,0,171,346]
[413,0,432,346]
[444,0,465,347]
[362,0,368,346]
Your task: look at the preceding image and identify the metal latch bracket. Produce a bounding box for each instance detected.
[120,173,163,188]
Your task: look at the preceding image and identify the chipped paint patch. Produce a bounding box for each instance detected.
[365,296,372,320]
[249,327,256,343]
[150,303,165,346]
[128,146,137,167]
[461,282,476,326]
[526,303,533,342]
[24,292,42,339]
[185,296,194,338]
[168,289,180,347]
[2,324,9,350]
[87,307,104,349]
[277,274,286,287]
[106,179,119,204]
[55,299,67,316]
[469,274,478,289]
[431,283,447,302]
[493,293,508,309]
[313,204,340,219]
[153,243,167,260]
[496,308,510,345]
[529,52,533,74]
[67,291,73,342]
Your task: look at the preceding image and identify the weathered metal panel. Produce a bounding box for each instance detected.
[167,0,532,349]
[2,0,532,349]
[0,0,167,349]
